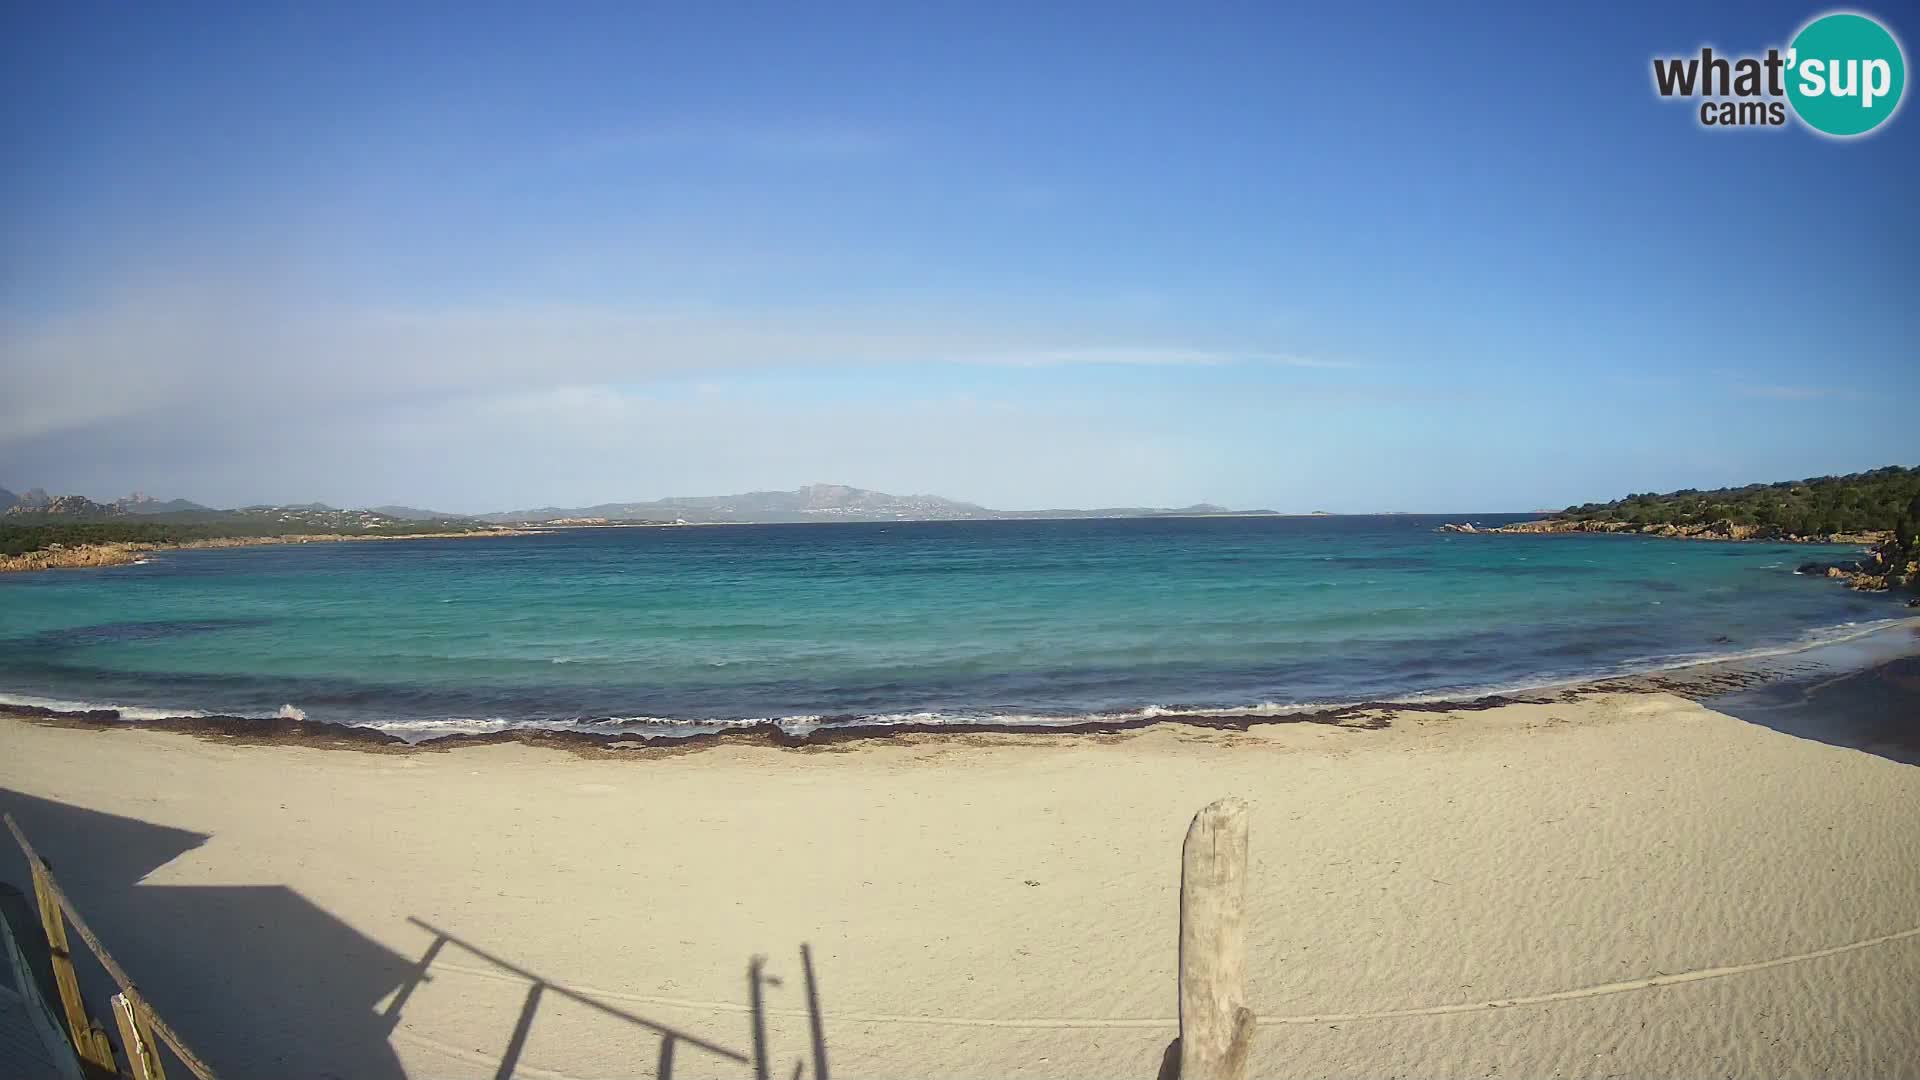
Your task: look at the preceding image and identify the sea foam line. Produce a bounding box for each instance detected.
[329,615,1920,742]
[5,616,1915,743]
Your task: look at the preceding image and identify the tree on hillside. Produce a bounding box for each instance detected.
[1557,466,1920,536]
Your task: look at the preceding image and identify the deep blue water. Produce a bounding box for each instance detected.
[0,516,1903,738]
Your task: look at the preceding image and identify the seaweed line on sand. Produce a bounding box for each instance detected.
[0,659,1804,759]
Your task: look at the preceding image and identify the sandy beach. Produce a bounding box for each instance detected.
[3,665,1918,1079]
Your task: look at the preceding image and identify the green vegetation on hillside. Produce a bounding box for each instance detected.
[1560,466,1920,536]
[0,511,493,557]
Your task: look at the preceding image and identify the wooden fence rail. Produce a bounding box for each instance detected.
[5,812,219,1080]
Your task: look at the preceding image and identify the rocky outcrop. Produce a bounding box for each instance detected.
[0,542,156,572]
[0,528,533,574]
[2,493,123,518]
[1792,543,1918,593]
[1488,518,1889,545]
[1479,517,1916,595]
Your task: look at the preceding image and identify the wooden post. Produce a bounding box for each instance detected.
[112,991,169,1080]
[6,813,222,1080]
[30,860,118,1077]
[1177,798,1254,1080]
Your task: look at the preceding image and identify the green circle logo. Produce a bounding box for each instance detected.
[1786,12,1906,136]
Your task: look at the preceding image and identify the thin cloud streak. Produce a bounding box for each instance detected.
[1734,384,1862,402]
[0,382,1213,513]
[0,288,1345,442]
[555,125,895,166]
[973,349,1355,369]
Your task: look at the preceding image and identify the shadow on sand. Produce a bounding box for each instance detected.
[0,789,832,1079]
[0,789,415,1079]
[1706,654,1920,766]
[394,919,832,1080]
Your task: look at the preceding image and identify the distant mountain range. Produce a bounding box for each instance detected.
[476,484,1271,524]
[115,492,213,514]
[370,504,472,520]
[3,483,1277,525]
[1,488,212,517]
[2,492,119,517]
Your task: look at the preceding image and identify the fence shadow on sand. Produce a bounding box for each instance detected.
[1,788,837,1080]
[0,788,415,1078]
[393,918,833,1080]
[6,787,1254,1080]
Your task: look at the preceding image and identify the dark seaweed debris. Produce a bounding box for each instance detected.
[0,655,1811,757]
[2,693,1573,756]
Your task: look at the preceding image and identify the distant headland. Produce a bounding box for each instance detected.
[0,483,1294,571]
[3,482,1283,528]
[1436,466,1920,596]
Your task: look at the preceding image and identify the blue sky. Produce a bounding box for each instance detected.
[2,2,1914,513]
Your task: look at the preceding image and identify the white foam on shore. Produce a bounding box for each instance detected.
[0,692,210,723]
[361,616,1920,743]
[7,616,1916,743]
[1384,616,1915,705]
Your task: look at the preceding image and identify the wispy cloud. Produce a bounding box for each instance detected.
[0,286,1341,442]
[0,379,1210,513]
[1735,384,1861,401]
[1251,353,1358,370]
[974,348,1355,369]
[558,125,893,165]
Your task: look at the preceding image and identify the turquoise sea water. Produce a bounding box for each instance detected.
[0,517,1903,738]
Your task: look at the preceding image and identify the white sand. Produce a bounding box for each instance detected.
[3,693,1917,1079]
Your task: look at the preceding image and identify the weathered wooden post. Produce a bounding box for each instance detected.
[1177,798,1254,1080]
[111,990,168,1080]
[30,858,117,1077]
[7,813,222,1080]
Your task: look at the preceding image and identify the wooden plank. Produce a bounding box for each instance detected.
[29,862,116,1078]
[110,995,145,1079]
[5,814,220,1080]
[1177,798,1255,1080]
[85,1018,115,1078]
[112,991,168,1080]
[0,883,86,1080]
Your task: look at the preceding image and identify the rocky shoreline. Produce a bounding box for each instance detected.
[0,527,536,574]
[1790,547,1920,596]
[1435,518,1916,596]
[1439,518,1888,544]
